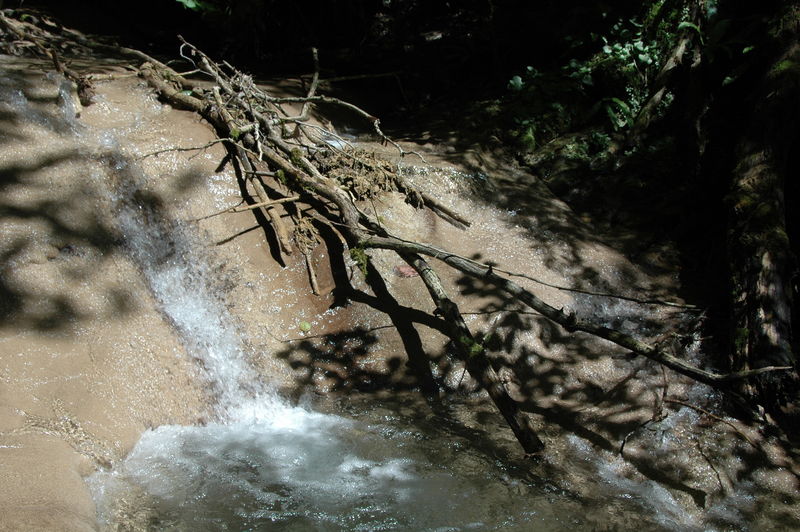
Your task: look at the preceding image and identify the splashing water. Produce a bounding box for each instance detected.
[3,67,733,531]
[87,151,576,530]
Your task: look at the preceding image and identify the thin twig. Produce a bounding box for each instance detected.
[496,265,698,309]
[192,195,301,221]
[664,398,759,449]
[304,252,320,295]
[136,138,230,160]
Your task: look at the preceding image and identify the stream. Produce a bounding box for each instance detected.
[2,58,775,531]
[85,136,593,530]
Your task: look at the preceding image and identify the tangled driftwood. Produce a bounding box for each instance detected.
[1,9,792,454]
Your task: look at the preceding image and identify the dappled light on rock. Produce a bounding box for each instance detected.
[1,5,799,532]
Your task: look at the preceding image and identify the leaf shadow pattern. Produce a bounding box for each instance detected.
[273,327,413,393]
[0,64,129,331]
[483,297,719,503]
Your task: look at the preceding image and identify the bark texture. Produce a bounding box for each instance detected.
[728,5,800,407]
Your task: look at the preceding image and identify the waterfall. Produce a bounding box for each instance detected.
[68,80,567,532]
[90,155,558,529]
[1,66,727,531]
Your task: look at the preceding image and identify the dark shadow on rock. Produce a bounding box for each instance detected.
[272,327,407,393]
[0,153,127,330]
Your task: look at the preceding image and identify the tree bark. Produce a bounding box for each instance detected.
[405,254,544,453]
[727,6,799,407]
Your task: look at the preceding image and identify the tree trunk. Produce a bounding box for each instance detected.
[727,5,800,408]
[728,146,796,403]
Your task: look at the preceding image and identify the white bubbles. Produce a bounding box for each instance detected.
[89,397,553,530]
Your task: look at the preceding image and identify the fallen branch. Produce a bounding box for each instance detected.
[360,234,794,387]
[9,9,788,453]
[406,253,544,453]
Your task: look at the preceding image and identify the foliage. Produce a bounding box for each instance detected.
[506,67,587,151]
[460,333,494,358]
[505,2,700,151]
[174,0,219,13]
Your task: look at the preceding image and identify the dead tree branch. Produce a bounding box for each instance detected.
[136,40,794,452]
[6,9,789,453]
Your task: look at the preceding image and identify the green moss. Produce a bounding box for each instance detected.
[459,334,493,358]
[770,59,799,77]
[734,327,750,353]
[290,148,304,166]
[520,125,536,151]
[349,247,369,278]
[733,193,757,213]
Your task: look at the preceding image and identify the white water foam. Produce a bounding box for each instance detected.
[91,399,449,529]
[74,92,552,530]
[0,70,687,530]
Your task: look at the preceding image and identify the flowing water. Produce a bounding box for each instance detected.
[85,146,582,530]
[6,59,788,531]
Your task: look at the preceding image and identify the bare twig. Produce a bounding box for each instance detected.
[136,138,230,160]
[304,252,320,295]
[493,264,698,309]
[193,195,301,221]
[665,399,759,450]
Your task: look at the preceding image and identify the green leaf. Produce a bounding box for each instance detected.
[299,321,312,332]
[174,0,220,13]
[677,21,705,44]
[176,0,200,9]
[604,98,633,130]
[608,97,631,116]
[677,21,701,33]
[508,75,524,91]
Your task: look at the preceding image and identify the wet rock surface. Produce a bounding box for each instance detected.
[1,54,798,531]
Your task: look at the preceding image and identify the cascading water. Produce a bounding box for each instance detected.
[86,153,573,530]
[75,85,579,531]
[4,62,757,531]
